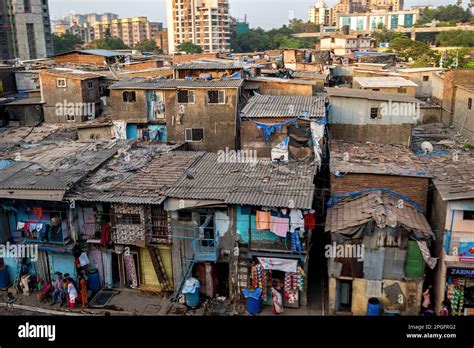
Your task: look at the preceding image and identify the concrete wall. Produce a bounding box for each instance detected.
[328,276,424,315]
[329,123,413,146]
[53,53,109,66]
[109,89,149,123]
[41,74,101,123]
[431,72,444,104]
[452,86,474,142]
[123,60,164,71]
[164,88,239,152]
[77,126,113,140]
[329,96,415,145]
[398,70,444,98]
[331,173,429,209]
[441,70,474,126]
[353,82,417,97]
[252,80,321,96]
[420,106,442,124]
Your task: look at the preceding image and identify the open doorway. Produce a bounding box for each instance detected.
[336,279,352,313]
[215,262,229,297]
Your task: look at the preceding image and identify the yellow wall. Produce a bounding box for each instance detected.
[139,246,173,289]
[328,277,424,315]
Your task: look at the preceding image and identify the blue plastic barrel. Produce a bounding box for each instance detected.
[185,287,200,308]
[243,288,262,315]
[87,268,101,293]
[367,297,381,316]
[0,265,9,289]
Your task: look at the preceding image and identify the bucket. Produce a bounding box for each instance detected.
[87,268,101,293]
[0,265,9,289]
[185,287,200,308]
[367,297,381,316]
[243,288,262,315]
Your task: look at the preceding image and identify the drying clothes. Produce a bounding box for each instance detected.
[270,216,289,237]
[291,231,302,254]
[215,211,230,236]
[79,252,90,267]
[199,214,213,239]
[100,224,111,247]
[289,209,304,231]
[416,241,437,269]
[33,207,43,220]
[17,222,25,230]
[124,254,138,288]
[304,211,316,230]
[256,211,271,230]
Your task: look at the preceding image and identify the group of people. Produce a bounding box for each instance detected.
[51,272,88,309]
[420,285,450,316]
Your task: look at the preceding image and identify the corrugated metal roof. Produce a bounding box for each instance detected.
[247,77,319,85]
[241,95,326,118]
[0,142,125,192]
[40,69,104,80]
[166,153,316,209]
[110,78,244,89]
[291,71,325,79]
[67,147,203,205]
[79,49,130,57]
[354,76,418,88]
[330,140,430,178]
[325,191,433,238]
[326,87,420,103]
[173,61,245,70]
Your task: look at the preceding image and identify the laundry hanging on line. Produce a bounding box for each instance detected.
[255,119,298,143]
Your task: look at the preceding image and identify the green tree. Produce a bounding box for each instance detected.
[389,34,438,66]
[52,32,83,54]
[416,5,472,25]
[436,30,474,47]
[177,41,203,54]
[134,39,162,53]
[89,37,129,50]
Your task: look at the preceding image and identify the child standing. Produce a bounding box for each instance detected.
[6,292,14,312]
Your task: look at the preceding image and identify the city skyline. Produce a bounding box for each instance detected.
[49,0,457,30]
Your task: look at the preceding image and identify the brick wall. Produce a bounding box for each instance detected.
[331,173,429,209]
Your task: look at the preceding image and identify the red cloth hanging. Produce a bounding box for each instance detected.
[100,224,111,247]
[33,207,43,220]
[304,212,315,230]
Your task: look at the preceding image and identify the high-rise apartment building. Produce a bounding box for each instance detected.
[0,0,53,60]
[308,0,333,26]
[166,0,231,53]
[93,17,163,47]
[366,0,404,12]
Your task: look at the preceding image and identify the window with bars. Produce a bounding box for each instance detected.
[177,90,195,104]
[185,128,204,142]
[207,90,225,104]
[123,91,136,103]
[56,78,67,88]
[370,107,379,119]
[151,207,169,242]
[116,213,141,225]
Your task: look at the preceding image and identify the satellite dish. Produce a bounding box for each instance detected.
[421,141,434,154]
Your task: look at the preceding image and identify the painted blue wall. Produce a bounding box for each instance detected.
[126,124,139,139]
[48,253,76,278]
[235,205,280,243]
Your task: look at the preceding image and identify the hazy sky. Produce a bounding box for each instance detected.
[49,0,459,30]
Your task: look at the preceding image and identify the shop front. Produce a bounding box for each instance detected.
[248,256,306,310]
[446,267,474,316]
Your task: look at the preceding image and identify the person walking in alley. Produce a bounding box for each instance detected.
[67,277,78,310]
[79,274,87,308]
[421,285,432,315]
[51,272,63,305]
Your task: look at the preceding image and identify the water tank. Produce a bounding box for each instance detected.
[367,297,381,316]
[87,268,101,293]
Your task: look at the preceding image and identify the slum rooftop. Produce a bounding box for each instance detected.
[0,140,127,201]
[413,123,474,201]
[329,140,429,178]
[325,191,434,240]
[241,95,326,119]
[247,76,321,85]
[110,77,244,89]
[173,61,246,70]
[39,68,106,80]
[326,87,420,103]
[53,49,131,58]
[166,152,317,209]
[66,143,200,205]
[353,76,418,88]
